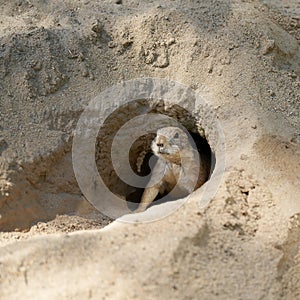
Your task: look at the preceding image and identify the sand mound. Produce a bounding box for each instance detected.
[0,0,299,299]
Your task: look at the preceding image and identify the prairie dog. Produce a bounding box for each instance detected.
[135,127,209,212]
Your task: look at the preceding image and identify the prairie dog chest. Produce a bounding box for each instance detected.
[163,161,181,187]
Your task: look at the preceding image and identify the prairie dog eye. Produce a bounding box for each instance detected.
[173,132,179,139]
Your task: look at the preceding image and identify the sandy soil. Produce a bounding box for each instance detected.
[0,0,299,299]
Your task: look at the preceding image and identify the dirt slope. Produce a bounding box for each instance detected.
[0,0,299,299]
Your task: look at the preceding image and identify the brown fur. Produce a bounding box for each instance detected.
[135,127,209,212]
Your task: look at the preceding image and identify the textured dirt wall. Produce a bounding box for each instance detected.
[0,0,299,299]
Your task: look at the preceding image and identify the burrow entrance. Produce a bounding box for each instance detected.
[96,99,215,210]
[0,98,217,235]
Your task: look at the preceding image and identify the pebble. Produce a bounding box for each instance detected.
[91,20,103,34]
[82,70,88,77]
[81,65,89,77]
[288,72,297,79]
[240,154,248,160]
[268,89,275,97]
[108,41,117,48]
[262,39,275,55]
[167,37,175,46]
[32,61,42,71]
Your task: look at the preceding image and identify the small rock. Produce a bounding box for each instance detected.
[228,43,236,50]
[251,124,257,129]
[67,49,79,59]
[240,154,248,160]
[82,70,88,77]
[262,39,275,55]
[78,52,85,62]
[91,20,103,34]
[207,63,213,73]
[89,72,95,80]
[32,61,42,71]
[167,37,175,46]
[288,72,297,79]
[268,89,275,97]
[122,40,133,48]
[81,65,89,77]
[108,41,117,48]
[145,52,155,64]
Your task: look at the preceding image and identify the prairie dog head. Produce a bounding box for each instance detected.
[151,127,190,164]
